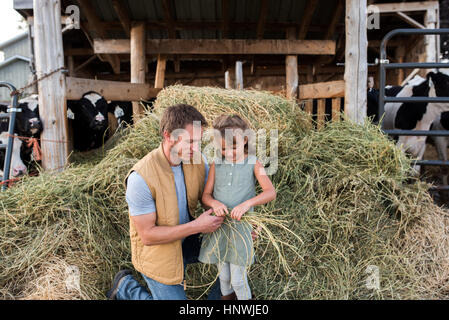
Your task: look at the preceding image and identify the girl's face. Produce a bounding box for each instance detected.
[219,130,248,162]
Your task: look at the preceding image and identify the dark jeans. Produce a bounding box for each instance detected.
[116,233,222,300]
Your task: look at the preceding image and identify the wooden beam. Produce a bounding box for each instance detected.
[298,0,318,39]
[344,0,368,124]
[256,0,269,39]
[94,39,336,55]
[154,54,167,89]
[130,21,146,118]
[85,19,345,33]
[77,0,121,74]
[111,0,131,37]
[298,80,345,99]
[66,77,160,101]
[33,0,70,171]
[395,12,426,29]
[64,48,94,56]
[375,1,439,13]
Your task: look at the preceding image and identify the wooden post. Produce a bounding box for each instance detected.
[225,69,232,89]
[130,21,146,119]
[155,54,167,89]
[317,99,326,129]
[425,6,439,63]
[395,46,405,85]
[33,0,70,171]
[285,27,298,100]
[235,61,243,90]
[344,0,368,124]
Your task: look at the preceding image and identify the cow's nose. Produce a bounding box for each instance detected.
[95,113,105,122]
[29,119,40,128]
[12,167,27,177]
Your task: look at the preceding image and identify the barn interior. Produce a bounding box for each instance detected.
[14,0,444,92]
[6,0,447,179]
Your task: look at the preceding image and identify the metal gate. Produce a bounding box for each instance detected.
[378,28,449,191]
[0,82,21,191]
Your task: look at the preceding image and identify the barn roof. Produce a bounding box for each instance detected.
[0,32,28,50]
[81,0,340,40]
[0,55,31,69]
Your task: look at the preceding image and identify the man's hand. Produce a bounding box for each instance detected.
[211,200,228,217]
[194,208,225,233]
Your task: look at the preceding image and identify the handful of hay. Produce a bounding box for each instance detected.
[0,85,448,299]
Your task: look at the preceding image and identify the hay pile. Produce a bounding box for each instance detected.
[0,85,448,300]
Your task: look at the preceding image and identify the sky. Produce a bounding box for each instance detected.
[0,0,28,61]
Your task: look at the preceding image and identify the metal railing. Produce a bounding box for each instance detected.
[0,82,21,191]
[378,28,449,191]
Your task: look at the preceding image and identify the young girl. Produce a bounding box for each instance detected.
[199,114,276,300]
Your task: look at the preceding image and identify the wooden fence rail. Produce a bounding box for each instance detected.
[298,80,345,129]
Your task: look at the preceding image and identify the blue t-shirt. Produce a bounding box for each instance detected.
[125,156,209,225]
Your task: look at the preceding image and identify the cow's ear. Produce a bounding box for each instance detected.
[426,71,437,87]
[67,101,79,111]
[107,102,115,113]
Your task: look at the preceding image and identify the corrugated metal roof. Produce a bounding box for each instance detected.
[0,32,28,50]
[81,0,342,40]
[0,55,31,69]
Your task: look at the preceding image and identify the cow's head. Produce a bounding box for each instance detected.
[16,95,43,137]
[0,132,27,177]
[69,92,108,131]
[428,70,449,97]
[107,101,133,128]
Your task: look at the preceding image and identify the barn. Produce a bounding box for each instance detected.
[6,0,445,171]
[0,0,449,302]
[0,32,34,104]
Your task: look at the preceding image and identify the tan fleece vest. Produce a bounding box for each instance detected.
[124,143,205,285]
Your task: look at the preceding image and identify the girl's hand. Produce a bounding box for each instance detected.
[230,202,250,221]
[212,201,228,217]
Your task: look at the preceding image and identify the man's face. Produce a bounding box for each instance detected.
[166,122,203,165]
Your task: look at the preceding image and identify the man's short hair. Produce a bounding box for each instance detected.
[159,104,208,136]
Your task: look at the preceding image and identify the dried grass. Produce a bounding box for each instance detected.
[0,85,448,299]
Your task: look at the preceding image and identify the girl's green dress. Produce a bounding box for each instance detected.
[198,155,257,267]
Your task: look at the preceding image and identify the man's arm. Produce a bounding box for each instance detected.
[126,171,224,246]
[131,210,223,246]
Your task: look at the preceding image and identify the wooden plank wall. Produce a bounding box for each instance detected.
[299,80,345,129]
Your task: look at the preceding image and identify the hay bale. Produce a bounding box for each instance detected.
[0,85,448,299]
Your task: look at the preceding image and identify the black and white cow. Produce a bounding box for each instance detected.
[0,95,44,175]
[67,91,109,151]
[106,98,155,132]
[0,95,43,137]
[367,85,403,123]
[0,131,27,178]
[107,100,133,133]
[380,71,449,173]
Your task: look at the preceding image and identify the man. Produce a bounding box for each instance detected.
[107,104,225,300]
